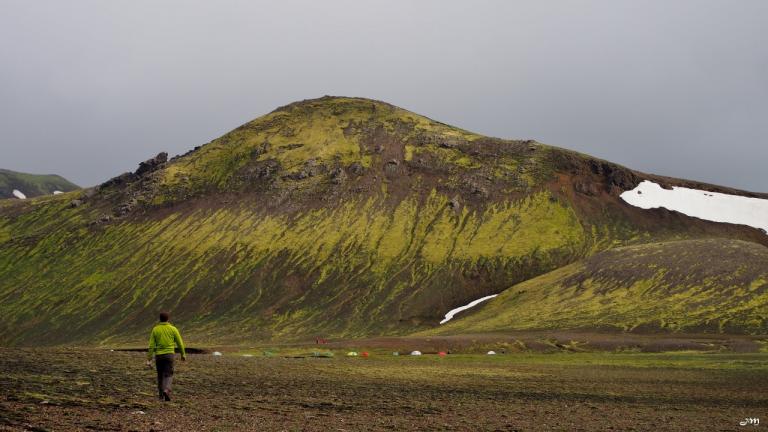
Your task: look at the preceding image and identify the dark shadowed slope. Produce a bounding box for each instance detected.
[0,97,765,346]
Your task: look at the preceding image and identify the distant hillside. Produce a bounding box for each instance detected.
[0,96,766,346]
[0,169,79,199]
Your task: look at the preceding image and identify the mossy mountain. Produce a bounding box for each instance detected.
[0,169,79,200]
[1,96,765,345]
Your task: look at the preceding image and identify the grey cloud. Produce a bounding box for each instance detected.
[0,0,766,191]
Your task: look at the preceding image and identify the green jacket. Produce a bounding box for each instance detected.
[147,322,186,360]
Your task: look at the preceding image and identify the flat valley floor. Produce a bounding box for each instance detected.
[0,347,766,431]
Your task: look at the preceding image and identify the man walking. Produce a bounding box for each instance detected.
[146,311,186,401]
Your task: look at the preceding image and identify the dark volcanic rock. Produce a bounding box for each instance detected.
[283,159,327,181]
[330,167,347,185]
[240,159,280,183]
[437,137,461,149]
[99,172,137,190]
[588,160,639,191]
[349,162,365,176]
[135,152,168,177]
[99,152,168,190]
[113,199,138,217]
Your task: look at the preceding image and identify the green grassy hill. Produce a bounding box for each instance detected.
[0,97,765,346]
[427,239,768,335]
[0,169,79,199]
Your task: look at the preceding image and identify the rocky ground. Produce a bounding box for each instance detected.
[0,347,766,431]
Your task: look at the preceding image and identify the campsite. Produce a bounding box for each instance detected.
[2,335,766,431]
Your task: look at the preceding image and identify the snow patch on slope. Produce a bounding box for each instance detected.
[621,180,768,233]
[440,294,498,324]
[12,189,26,199]
[53,190,63,195]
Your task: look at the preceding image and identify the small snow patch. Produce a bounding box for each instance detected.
[53,190,63,195]
[242,354,254,357]
[12,189,26,199]
[212,351,223,356]
[410,351,422,356]
[346,351,359,357]
[487,351,497,355]
[440,294,498,324]
[621,180,768,233]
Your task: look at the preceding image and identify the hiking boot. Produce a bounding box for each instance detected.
[162,390,171,401]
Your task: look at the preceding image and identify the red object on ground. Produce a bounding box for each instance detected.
[438,351,447,357]
[361,351,370,357]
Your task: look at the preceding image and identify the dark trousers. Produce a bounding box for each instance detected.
[155,353,175,397]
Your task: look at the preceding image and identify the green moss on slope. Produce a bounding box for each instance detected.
[0,187,587,345]
[428,239,768,335]
[1,96,765,346]
[158,97,483,196]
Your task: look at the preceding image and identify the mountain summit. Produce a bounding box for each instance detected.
[1,96,766,345]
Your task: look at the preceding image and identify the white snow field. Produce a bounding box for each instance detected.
[53,190,63,195]
[12,189,27,199]
[621,180,768,233]
[440,294,498,324]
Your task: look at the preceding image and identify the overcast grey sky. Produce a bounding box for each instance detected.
[1,1,766,191]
